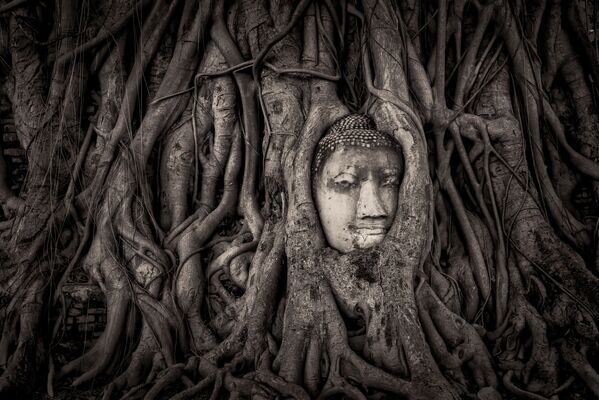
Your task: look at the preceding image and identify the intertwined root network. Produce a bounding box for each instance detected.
[0,0,598,399]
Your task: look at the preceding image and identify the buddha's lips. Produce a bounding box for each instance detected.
[352,226,388,235]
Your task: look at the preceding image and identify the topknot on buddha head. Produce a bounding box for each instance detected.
[313,114,402,177]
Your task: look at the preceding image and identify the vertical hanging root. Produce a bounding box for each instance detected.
[210,0,264,239]
[194,49,236,213]
[171,128,244,355]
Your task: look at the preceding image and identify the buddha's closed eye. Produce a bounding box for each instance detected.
[381,175,400,187]
[333,173,358,189]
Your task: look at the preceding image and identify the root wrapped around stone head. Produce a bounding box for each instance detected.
[1,0,599,399]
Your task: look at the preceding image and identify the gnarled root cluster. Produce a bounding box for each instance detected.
[1,0,599,399]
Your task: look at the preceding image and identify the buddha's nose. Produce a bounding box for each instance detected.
[357,180,388,220]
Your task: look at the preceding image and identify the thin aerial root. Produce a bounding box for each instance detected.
[118,224,169,273]
[170,127,243,247]
[211,0,264,239]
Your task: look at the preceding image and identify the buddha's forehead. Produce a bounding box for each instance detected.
[321,146,402,174]
[312,114,401,175]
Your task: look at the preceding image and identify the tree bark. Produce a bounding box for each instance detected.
[0,0,598,398]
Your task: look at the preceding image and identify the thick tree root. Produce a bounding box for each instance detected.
[59,288,132,386]
[417,282,497,393]
[3,0,599,399]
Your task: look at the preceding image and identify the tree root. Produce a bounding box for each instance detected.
[55,0,153,66]
[503,370,553,400]
[4,1,599,399]
[492,256,559,396]
[170,375,214,400]
[0,283,45,398]
[0,335,44,397]
[255,349,310,400]
[59,288,132,386]
[319,358,367,400]
[559,341,599,397]
[144,363,186,400]
[102,325,165,400]
[211,0,264,240]
[417,282,497,391]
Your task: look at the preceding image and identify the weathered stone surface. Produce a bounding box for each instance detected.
[62,283,107,337]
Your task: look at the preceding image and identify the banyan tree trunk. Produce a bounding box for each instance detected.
[0,0,598,399]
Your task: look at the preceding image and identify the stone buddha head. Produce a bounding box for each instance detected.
[313,114,403,253]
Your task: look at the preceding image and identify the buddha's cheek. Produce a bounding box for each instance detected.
[316,193,356,253]
[381,189,399,225]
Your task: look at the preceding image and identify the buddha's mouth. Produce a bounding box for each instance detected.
[352,227,388,236]
[351,227,388,249]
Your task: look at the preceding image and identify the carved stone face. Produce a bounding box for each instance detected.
[314,146,402,253]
